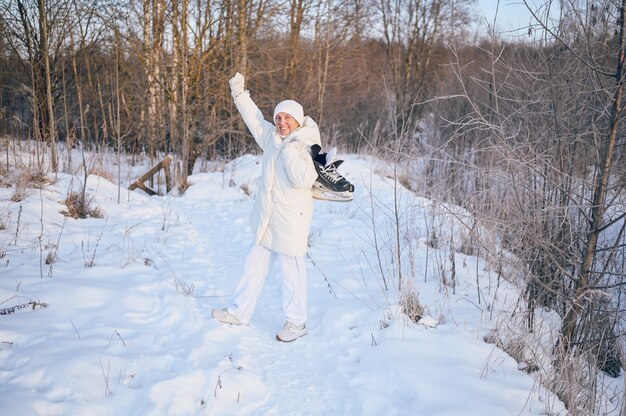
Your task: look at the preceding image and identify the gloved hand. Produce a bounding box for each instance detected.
[229,72,245,98]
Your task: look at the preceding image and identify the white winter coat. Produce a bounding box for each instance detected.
[233,91,321,257]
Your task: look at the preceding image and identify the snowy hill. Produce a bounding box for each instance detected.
[0,151,572,415]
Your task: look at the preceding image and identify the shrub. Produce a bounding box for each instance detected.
[11,170,54,202]
[61,190,103,219]
[400,287,424,323]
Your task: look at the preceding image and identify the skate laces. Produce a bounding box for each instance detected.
[320,163,343,184]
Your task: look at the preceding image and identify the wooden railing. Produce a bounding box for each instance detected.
[128,155,173,196]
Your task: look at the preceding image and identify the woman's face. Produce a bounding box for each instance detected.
[275,112,300,137]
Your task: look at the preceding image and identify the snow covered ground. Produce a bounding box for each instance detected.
[0,149,583,415]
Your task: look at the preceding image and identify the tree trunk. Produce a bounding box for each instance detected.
[236,0,249,75]
[559,0,626,352]
[144,0,165,158]
[286,0,306,96]
[37,0,57,171]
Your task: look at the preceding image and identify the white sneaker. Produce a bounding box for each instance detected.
[276,321,307,342]
[212,308,242,325]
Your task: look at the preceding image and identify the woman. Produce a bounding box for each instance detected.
[212,72,321,342]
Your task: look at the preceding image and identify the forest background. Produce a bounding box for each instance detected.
[1,0,625,413]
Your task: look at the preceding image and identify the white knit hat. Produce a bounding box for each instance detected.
[273,100,304,126]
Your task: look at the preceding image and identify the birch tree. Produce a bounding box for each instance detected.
[142,0,166,158]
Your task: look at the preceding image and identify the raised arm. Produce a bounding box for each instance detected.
[229,73,275,151]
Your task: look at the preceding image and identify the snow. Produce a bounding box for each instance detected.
[0,150,582,415]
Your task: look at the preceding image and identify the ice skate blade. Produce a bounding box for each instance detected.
[312,188,353,202]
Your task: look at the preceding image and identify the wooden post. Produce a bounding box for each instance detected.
[129,155,174,195]
[163,156,173,193]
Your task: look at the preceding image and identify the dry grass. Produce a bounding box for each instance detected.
[22,170,53,187]
[45,251,55,265]
[483,312,625,415]
[483,327,539,374]
[399,287,424,323]
[0,166,11,188]
[240,183,252,196]
[61,190,103,219]
[88,164,114,181]
[11,170,55,202]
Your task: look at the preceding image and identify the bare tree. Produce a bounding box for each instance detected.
[36,0,57,170]
[416,1,625,411]
[3,0,60,169]
[143,0,166,158]
[542,0,626,361]
[378,0,472,123]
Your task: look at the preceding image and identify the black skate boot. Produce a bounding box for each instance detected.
[310,145,355,202]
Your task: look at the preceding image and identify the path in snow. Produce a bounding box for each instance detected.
[154,159,550,416]
[0,155,561,415]
[173,173,359,415]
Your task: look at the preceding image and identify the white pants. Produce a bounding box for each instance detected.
[229,245,308,326]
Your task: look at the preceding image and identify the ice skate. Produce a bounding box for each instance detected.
[310,145,355,202]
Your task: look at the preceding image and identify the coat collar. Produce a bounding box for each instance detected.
[273,116,321,149]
